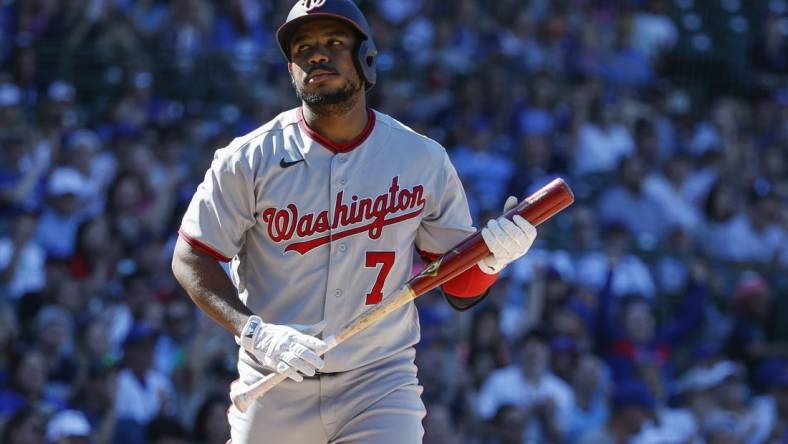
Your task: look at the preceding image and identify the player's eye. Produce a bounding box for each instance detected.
[330,39,344,47]
[295,44,311,54]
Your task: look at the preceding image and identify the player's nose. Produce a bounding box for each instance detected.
[307,46,330,65]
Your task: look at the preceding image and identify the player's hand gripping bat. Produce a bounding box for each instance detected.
[231,178,575,413]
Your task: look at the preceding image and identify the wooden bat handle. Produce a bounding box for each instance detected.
[231,178,574,412]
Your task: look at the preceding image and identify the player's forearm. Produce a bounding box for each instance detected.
[171,236,253,336]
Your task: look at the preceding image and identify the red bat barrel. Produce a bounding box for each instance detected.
[408,178,574,296]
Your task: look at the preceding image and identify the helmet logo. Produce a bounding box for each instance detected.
[301,0,326,11]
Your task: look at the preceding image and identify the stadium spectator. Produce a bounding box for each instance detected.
[31,305,79,404]
[0,132,49,216]
[597,155,666,244]
[594,262,707,384]
[483,404,526,444]
[577,379,656,444]
[191,394,230,444]
[725,272,788,374]
[35,167,92,259]
[46,409,92,444]
[565,353,610,443]
[114,323,174,444]
[574,221,657,299]
[69,363,118,444]
[0,348,64,418]
[476,330,574,443]
[145,415,189,444]
[1,407,47,444]
[572,96,635,176]
[0,210,46,299]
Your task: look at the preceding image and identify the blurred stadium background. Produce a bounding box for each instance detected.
[0,0,787,443]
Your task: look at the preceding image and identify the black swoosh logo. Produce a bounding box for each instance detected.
[280,158,305,169]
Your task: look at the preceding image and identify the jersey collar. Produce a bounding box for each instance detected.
[298,107,376,154]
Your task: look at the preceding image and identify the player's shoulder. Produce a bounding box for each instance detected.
[213,109,300,160]
[373,110,448,159]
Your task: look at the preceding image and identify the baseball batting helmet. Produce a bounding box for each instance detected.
[277,0,378,91]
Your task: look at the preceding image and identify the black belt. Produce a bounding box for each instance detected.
[301,370,338,379]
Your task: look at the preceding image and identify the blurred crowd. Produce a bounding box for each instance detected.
[0,0,787,443]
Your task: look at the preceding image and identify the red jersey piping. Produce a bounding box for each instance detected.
[298,108,375,154]
[178,229,232,263]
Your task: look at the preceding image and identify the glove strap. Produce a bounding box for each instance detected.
[240,315,264,352]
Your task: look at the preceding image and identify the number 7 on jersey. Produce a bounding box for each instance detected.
[364,251,394,305]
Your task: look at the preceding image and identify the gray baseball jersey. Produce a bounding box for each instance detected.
[180,107,475,373]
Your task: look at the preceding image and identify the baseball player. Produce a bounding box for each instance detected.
[171,1,537,443]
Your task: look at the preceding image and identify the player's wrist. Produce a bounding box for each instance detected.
[240,315,264,353]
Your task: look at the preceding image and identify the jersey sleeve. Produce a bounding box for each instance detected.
[179,146,257,262]
[416,151,476,254]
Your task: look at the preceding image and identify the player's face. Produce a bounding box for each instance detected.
[289,19,364,107]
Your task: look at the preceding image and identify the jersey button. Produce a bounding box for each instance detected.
[338,244,346,252]
[334,289,343,298]
[337,178,346,186]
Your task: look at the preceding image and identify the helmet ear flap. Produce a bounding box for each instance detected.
[356,39,377,90]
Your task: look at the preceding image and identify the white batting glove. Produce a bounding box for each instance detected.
[240,316,327,382]
[478,196,537,274]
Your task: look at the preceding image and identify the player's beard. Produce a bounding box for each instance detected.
[294,72,364,116]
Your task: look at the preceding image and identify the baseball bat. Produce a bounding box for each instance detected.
[231,178,574,413]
